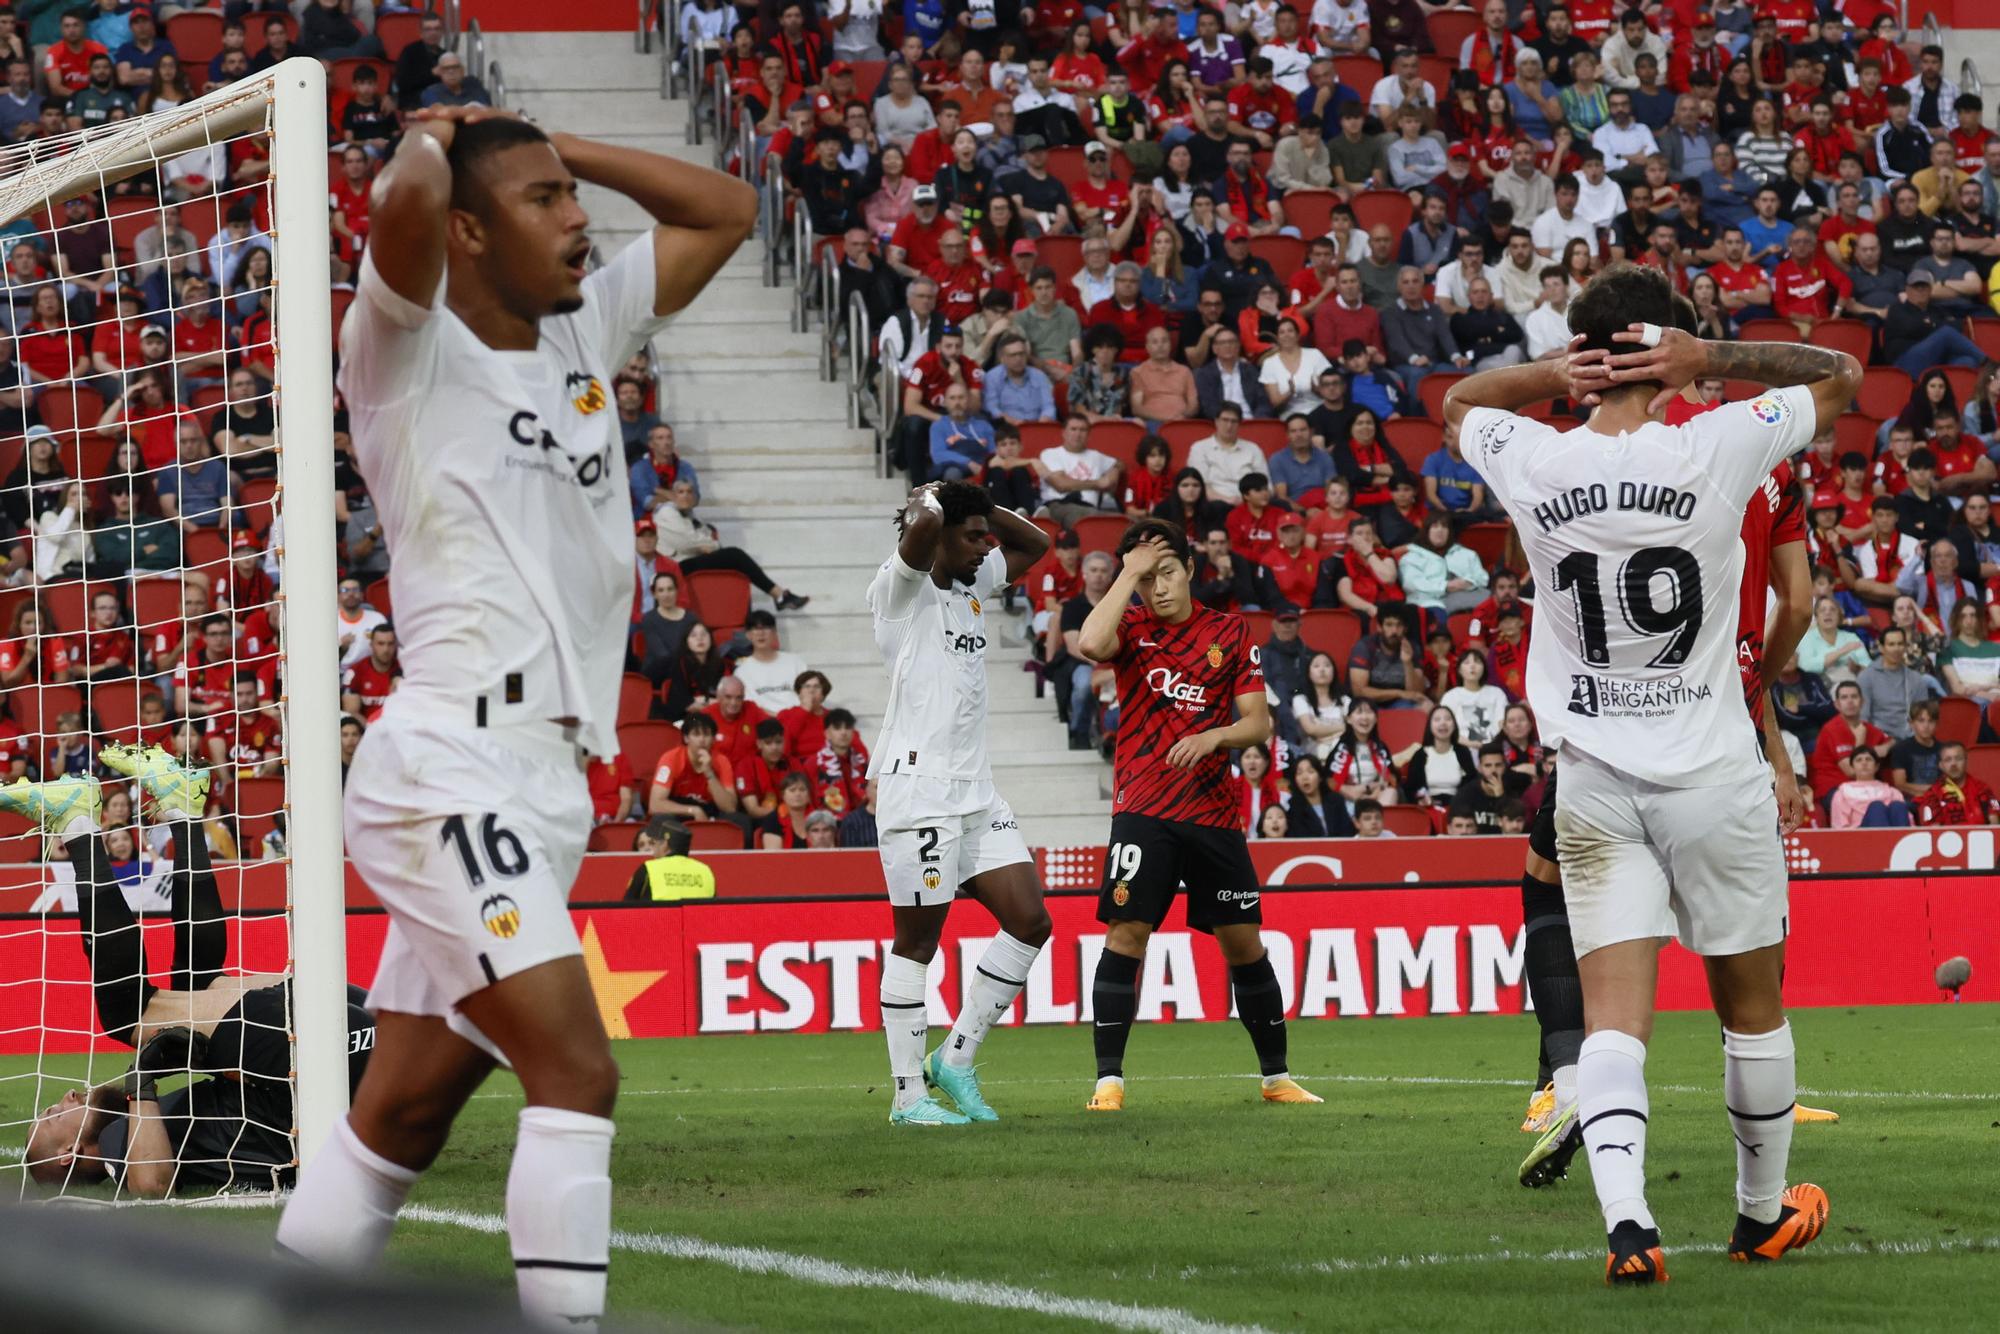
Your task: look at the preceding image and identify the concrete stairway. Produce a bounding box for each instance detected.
[489,32,1112,846]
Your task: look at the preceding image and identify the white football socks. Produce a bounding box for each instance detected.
[942,932,1042,1069]
[1724,1022,1797,1225]
[508,1106,615,1331]
[1577,1030,1655,1233]
[273,1115,417,1268]
[1553,1062,1578,1114]
[880,952,930,1111]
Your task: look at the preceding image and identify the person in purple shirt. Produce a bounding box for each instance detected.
[1186,9,1244,99]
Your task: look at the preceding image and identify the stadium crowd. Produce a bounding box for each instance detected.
[716,0,2000,846]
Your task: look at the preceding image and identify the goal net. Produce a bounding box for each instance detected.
[0,58,342,1201]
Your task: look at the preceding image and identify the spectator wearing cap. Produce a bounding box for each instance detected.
[1205,222,1280,319]
[985,333,1057,426]
[886,181,949,279]
[1883,269,1986,375]
[1382,264,1466,397]
[1001,134,1075,234]
[928,381,996,481]
[811,60,861,130]
[732,610,810,713]
[924,227,987,324]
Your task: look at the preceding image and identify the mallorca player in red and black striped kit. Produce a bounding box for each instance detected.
[1071,517,1321,1112]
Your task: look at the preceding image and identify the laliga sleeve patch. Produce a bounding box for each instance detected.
[1748,395,1791,427]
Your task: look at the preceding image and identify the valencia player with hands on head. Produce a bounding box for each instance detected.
[1074,518,1320,1112]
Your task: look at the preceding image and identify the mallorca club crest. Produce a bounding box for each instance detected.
[1112,881,1130,906]
[1205,643,1224,670]
[566,371,607,415]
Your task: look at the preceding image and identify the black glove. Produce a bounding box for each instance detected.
[121,1026,210,1103]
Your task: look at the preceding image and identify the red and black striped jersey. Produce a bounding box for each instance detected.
[1108,602,1264,828]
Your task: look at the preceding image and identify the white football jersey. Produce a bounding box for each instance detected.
[866,545,1007,783]
[341,239,670,759]
[1463,385,1815,787]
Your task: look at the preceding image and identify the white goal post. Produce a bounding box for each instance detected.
[0,56,345,1186]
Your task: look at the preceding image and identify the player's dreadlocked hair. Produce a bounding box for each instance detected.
[1566,261,1675,356]
[1115,516,1191,568]
[894,480,993,534]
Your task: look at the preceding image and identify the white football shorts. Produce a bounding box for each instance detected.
[876,774,1032,907]
[1553,745,1787,959]
[347,709,592,1058]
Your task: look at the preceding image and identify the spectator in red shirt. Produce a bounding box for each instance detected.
[1225,472,1285,563]
[1226,56,1295,149]
[733,720,791,821]
[339,623,401,722]
[1949,94,1994,170]
[701,675,768,772]
[1793,98,1855,181]
[170,273,229,396]
[173,614,236,721]
[587,752,636,824]
[779,669,832,771]
[1070,141,1132,236]
[206,674,284,783]
[648,711,740,822]
[887,184,950,279]
[924,226,986,323]
[1264,513,1321,609]
[1770,225,1850,333]
[905,100,961,184]
[42,11,107,98]
[1810,679,1893,803]
[15,285,89,387]
[759,770,818,848]
[1843,58,1889,133]
[1915,740,2000,825]
[329,145,375,264]
[1487,605,1530,700]
[1311,263,1383,362]
[1025,528,1083,637]
[812,707,870,815]
[1084,263,1167,362]
[1117,10,1191,93]
[77,587,137,682]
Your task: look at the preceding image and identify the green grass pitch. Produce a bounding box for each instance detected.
[7,1005,1999,1331]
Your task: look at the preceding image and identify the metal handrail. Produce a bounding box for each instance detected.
[792,205,812,329]
[1921,12,1941,49]
[819,242,842,377]
[711,64,734,170]
[661,0,679,96]
[875,356,899,476]
[738,105,755,186]
[760,170,783,287]
[463,18,484,85]
[844,291,868,426]
[1963,59,1984,103]
[442,0,459,43]
[488,59,507,110]
[637,0,651,53]
[686,42,707,137]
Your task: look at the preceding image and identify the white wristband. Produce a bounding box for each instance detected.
[1637,322,1664,348]
[920,490,943,515]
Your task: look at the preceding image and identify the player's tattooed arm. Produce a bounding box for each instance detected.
[1605,326,1863,422]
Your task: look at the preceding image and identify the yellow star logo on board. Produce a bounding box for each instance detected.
[579,919,666,1040]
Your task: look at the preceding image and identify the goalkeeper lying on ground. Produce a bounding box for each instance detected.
[23,745,375,1196]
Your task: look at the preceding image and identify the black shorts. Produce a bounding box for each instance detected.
[1097,812,1261,933]
[1529,766,1559,865]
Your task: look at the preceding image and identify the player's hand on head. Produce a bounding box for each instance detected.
[1121,535,1173,576]
[1563,334,1613,407]
[1604,324,1706,415]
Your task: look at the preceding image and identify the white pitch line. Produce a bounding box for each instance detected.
[465,1070,1997,1104]
[399,1204,1269,1334]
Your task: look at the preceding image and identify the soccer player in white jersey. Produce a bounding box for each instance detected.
[866,481,1053,1125]
[272,107,754,1327]
[1441,262,1861,1284]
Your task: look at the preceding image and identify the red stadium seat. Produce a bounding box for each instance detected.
[1854,366,1912,421]
[165,12,223,64]
[1970,319,2000,364]
[1987,698,2000,744]
[1018,421,1065,456]
[1809,319,1873,364]
[1280,188,1338,240]
[131,578,183,631]
[1238,610,1275,644]
[618,722,682,785]
[1249,235,1306,276]
[1935,696,1982,747]
[1937,364,1977,405]
[1297,607,1360,662]
[41,580,121,635]
[1032,235,1084,285]
[588,821,649,853]
[329,57,393,94]
[1332,56,1383,93]
[1086,419,1146,472]
[1417,371,1466,422]
[619,673,656,726]
[1446,610,1476,645]
[686,819,746,851]
[1415,56,1454,100]
[12,682,83,741]
[36,386,102,437]
[89,683,158,746]
[374,12,427,58]
[1426,11,1483,56]
[1458,522,1512,569]
[364,575,392,618]
[1238,419,1287,455]
[1348,189,1413,237]
[232,776,286,847]
[1072,512,1126,556]
[243,11,297,53]
[1833,412,1880,459]
[1738,318,1797,343]
[1382,416,1441,473]
[106,195,160,252]
[1157,418,1210,467]
[1044,146,1091,193]
[186,528,229,579]
[1374,704,1428,753]
[684,569,750,628]
[1380,805,1436,837]
[1965,744,2000,793]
